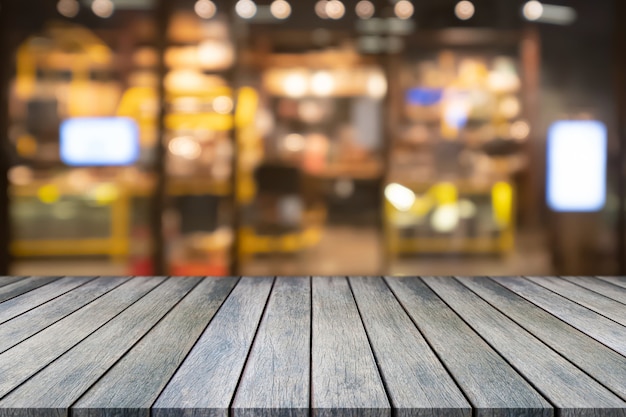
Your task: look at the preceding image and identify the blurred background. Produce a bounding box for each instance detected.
[0,0,624,277]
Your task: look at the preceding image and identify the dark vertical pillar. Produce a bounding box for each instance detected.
[615,0,626,274]
[0,0,13,275]
[151,0,172,276]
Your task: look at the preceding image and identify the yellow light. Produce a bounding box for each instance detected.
[16,135,38,157]
[492,182,513,228]
[394,0,414,20]
[235,0,257,19]
[198,40,235,70]
[270,0,292,19]
[385,183,416,212]
[523,1,543,21]
[92,0,114,18]
[169,136,202,160]
[213,96,234,114]
[38,185,60,205]
[194,0,217,19]
[355,0,375,19]
[326,0,345,19]
[511,120,530,140]
[454,1,475,20]
[431,204,460,233]
[315,0,329,18]
[311,71,335,96]
[57,0,79,17]
[283,72,308,98]
[430,182,458,205]
[499,96,521,118]
[283,134,306,152]
[93,184,119,205]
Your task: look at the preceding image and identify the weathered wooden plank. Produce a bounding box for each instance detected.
[385,277,552,417]
[0,276,60,303]
[495,277,626,357]
[311,277,390,417]
[0,276,95,325]
[0,276,27,288]
[423,277,626,417]
[0,277,202,417]
[0,276,164,398]
[152,277,274,417]
[560,277,626,305]
[232,277,311,417]
[72,277,238,417]
[349,277,470,417]
[0,276,130,353]
[597,277,626,290]
[526,277,626,326]
[460,277,626,401]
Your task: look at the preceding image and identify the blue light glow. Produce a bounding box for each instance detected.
[547,120,607,212]
[406,88,444,106]
[60,117,140,166]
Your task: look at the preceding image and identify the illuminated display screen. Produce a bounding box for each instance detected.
[60,117,140,166]
[547,120,607,212]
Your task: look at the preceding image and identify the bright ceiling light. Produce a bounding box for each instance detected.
[92,0,114,18]
[270,0,292,19]
[57,0,79,18]
[283,73,309,98]
[394,0,414,20]
[315,0,329,18]
[523,1,543,20]
[326,0,345,19]
[355,0,375,19]
[235,0,257,19]
[385,183,416,211]
[311,71,335,96]
[194,0,217,19]
[454,1,475,20]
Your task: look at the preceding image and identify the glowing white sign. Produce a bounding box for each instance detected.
[547,120,607,212]
[60,117,140,166]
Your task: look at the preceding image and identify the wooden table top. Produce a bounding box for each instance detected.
[0,276,625,417]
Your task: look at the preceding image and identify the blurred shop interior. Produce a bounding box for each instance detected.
[0,0,625,277]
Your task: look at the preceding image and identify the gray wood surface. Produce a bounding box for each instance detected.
[349,277,470,417]
[153,277,274,417]
[561,277,626,305]
[0,277,201,417]
[0,276,129,353]
[311,277,390,417]
[0,276,27,288]
[0,276,60,303]
[460,277,626,401]
[496,277,626,357]
[232,277,311,417]
[422,277,626,417]
[525,277,626,326]
[597,277,626,290]
[73,277,238,417]
[0,276,164,398]
[385,277,552,417]
[0,276,95,325]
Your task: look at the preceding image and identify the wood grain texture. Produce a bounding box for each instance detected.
[311,277,390,417]
[0,276,95,325]
[152,277,274,417]
[349,277,470,417]
[0,277,26,289]
[0,277,130,354]
[0,277,201,417]
[496,277,626,357]
[232,277,311,417]
[560,277,626,305]
[423,277,626,417]
[385,277,552,417]
[597,277,626,290]
[0,276,164,399]
[525,277,626,326]
[0,276,60,303]
[73,277,238,417]
[460,277,626,401]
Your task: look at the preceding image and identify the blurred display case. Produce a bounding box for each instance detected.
[385,48,527,256]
